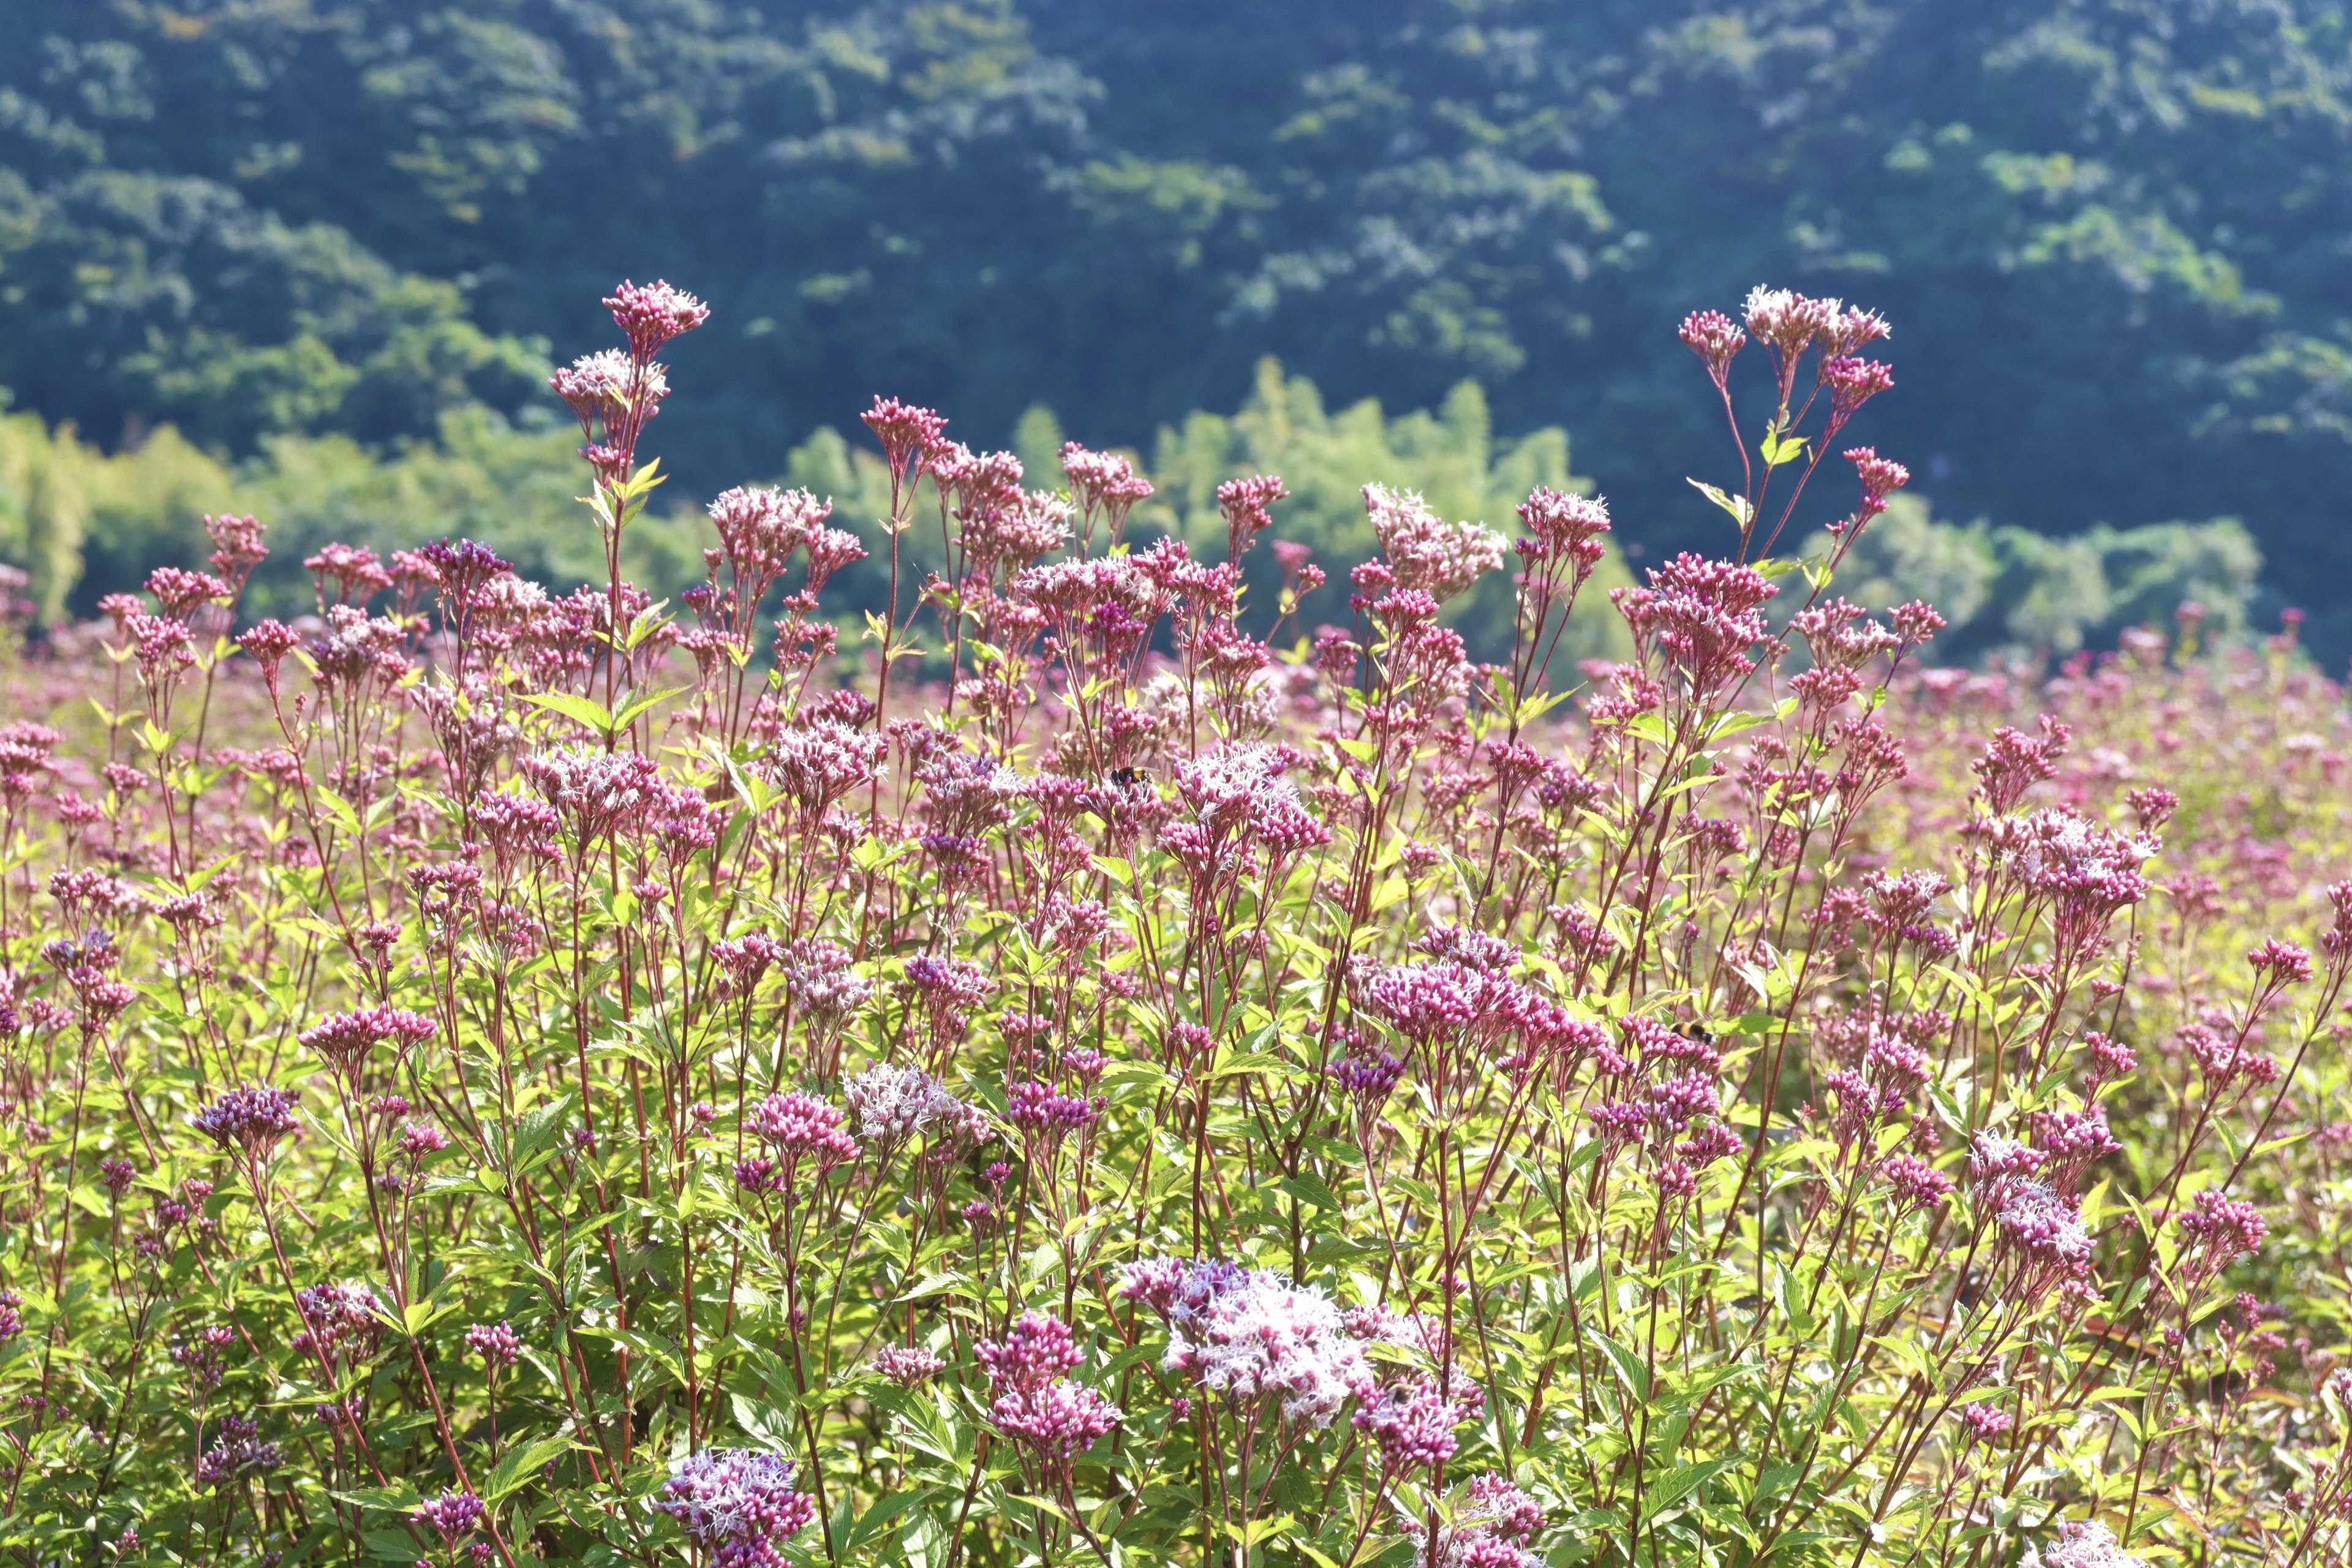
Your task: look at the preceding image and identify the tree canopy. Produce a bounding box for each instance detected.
[0,1,2345,639]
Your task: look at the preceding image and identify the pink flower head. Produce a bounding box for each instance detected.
[1403,1472,1547,1567]
[603,278,709,357]
[655,1448,815,1553]
[1823,356,1895,431]
[1958,1401,2011,1443]
[1216,473,1289,560]
[192,1085,301,1158]
[1145,1265,1373,1428]
[1363,483,1507,602]
[203,511,269,585]
[1636,552,1777,698]
[1844,447,1910,520]
[1679,308,1745,385]
[146,567,232,620]
[1879,1155,1954,1213]
[2176,1188,2267,1283]
[747,1090,859,1170]
[861,396,949,480]
[2022,1521,2146,1568]
[413,1490,483,1548]
[466,1321,521,1368]
[872,1344,946,1386]
[299,1006,437,1080]
[1352,1376,1468,1472]
[398,1121,451,1161]
[1515,487,1611,576]
[976,1311,1085,1395]
[2246,937,2312,987]
[1061,442,1155,536]
[238,620,301,684]
[1004,1079,1100,1140]
[987,1377,1123,1465]
[1743,285,1841,358]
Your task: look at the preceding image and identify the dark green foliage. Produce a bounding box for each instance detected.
[1,1,2346,635]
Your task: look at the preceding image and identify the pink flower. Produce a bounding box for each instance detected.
[1679,308,1745,385]
[1957,1401,2011,1442]
[747,1091,859,1169]
[871,1344,946,1386]
[655,1449,815,1556]
[603,278,709,356]
[192,1086,301,1158]
[1363,484,1507,603]
[1138,1264,1373,1428]
[466,1321,521,1368]
[1354,1377,1469,1472]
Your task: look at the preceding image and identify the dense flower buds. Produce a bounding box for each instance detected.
[1679,308,1746,385]
[300,1006,436,1081]
[1126,1261,1373,1428]
[1216,473,1289,560]
[861,396,949,481]
[2023,1521,2147,1568]
[1844,446,1910,522]
[976,1312,1121,1469]
[192,1085,301,1158]
[1363,484,1507,603]
[655,1449,815,1560]
[603,277,709,357]
[747,1090,859,1170]
[466,1321,521,1368]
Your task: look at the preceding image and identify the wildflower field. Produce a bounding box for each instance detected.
[0,280,2345,1568]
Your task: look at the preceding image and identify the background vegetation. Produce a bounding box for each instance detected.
[0,0,2339,650]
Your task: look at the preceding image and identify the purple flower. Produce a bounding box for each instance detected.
[466,1321,521,1369]
[1129,1261,1373,1428]
[1879,1155,1953,1213]
[1957,1401,2011,1443]
[657,1448,815,1559]
[1330,1046,1405,1102]
[195,1414,282,1487]
[2176,1189,2267,1284]
[871,1344,946,1386]
[987,1378,1122,1464]
[747,1091,859,1169]
[399,1121,452,1161]
[1994,1181,2094,1301]
[413,1490,484,1547]
[1005,1079,1100,1140]
[192,1086,301,1158]
[292,1281,386,1367]
[1352,1377,1467,1472]
[2022,1520,2145,1568]
[1403,1472,1547,1567]
[845,1063,975,1143]
[300,1006,436,1079]
[976,1311,1084,1395]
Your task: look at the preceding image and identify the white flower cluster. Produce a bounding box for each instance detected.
[844,1062,985,1142]
[1133,1261,1374,1428]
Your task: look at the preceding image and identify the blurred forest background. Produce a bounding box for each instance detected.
[0,0,2340,663]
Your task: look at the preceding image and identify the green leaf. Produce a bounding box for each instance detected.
[1644,1457,1740,1515]
[1276,1174,1344,1212]
[521,691,619,737]
[731,1393,799,1455]
[1687,477,1755,528]
[483,1433,575,1501]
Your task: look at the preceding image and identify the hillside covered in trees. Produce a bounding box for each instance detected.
[0,0,2343,648]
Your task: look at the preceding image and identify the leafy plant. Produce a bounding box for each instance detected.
[0,276,2343,1568]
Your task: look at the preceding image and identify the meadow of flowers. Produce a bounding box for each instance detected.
[0,279,2345,1568]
